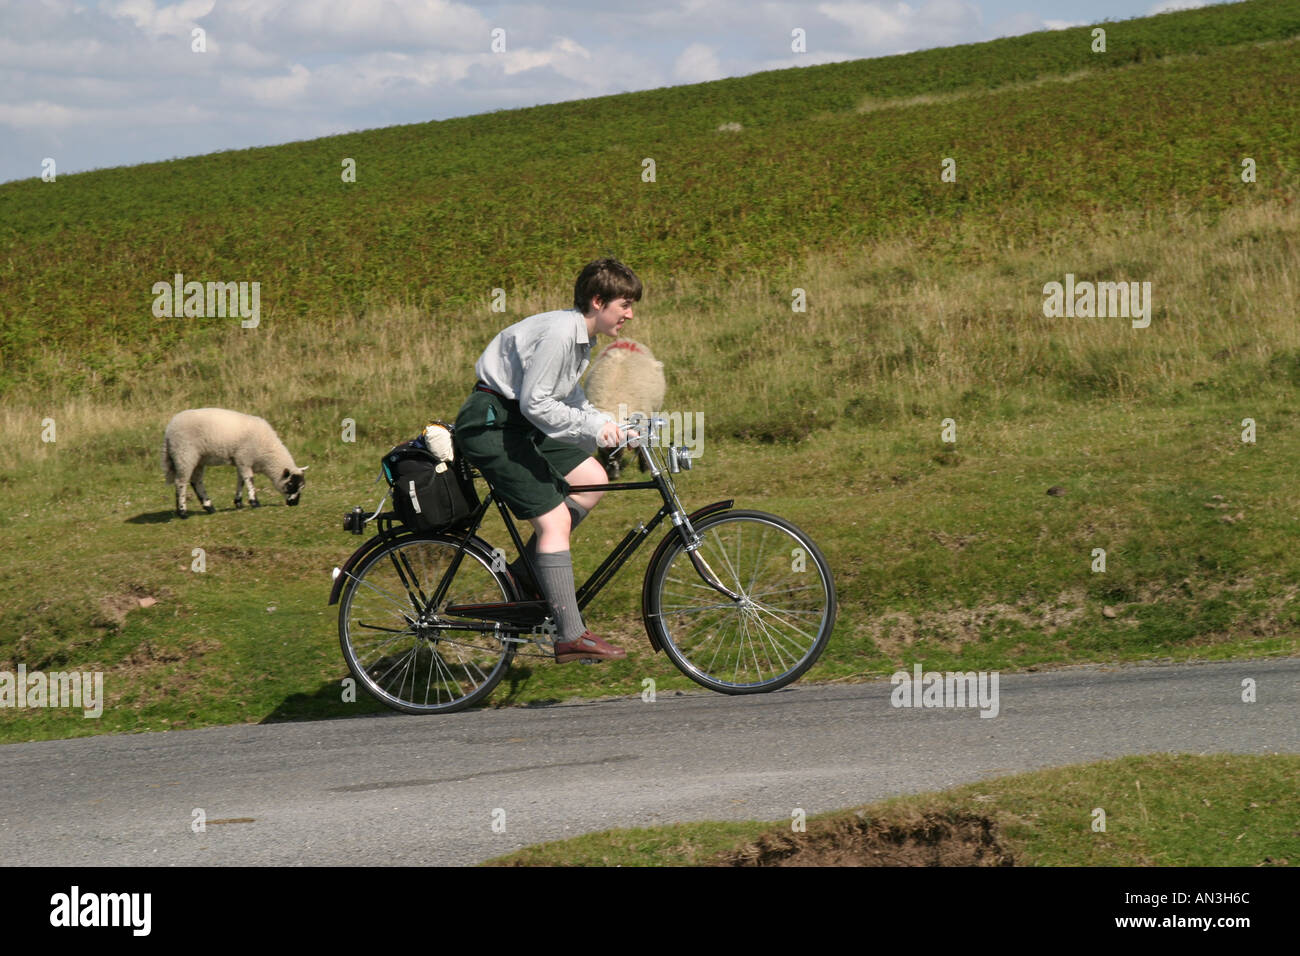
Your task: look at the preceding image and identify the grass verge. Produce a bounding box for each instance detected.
[482,753,1300,865]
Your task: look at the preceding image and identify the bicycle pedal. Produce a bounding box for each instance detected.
[531,621,557,649]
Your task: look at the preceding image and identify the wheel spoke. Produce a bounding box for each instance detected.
[651,513,834,693]
[339,536,515,714]
[751,599,823,645]
[431,650,460,703]
[754,625,797,675]
[747,525,769,596]
[708,526,746,593]
[705,615,729,676]
[748,605,808,664]
[373,644,416,691]
[340,569,424,616]
[426,630,508,655]
[653,600,739,616]
[746,582,821,601]
[352,630,416,662]
[664,572,733,595]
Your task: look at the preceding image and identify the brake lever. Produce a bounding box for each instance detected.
[616,422,648,451]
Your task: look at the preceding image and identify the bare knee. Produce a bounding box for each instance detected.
[530,502,572,553]
[565,457,608,511]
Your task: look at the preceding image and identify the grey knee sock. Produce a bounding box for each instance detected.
[533,550,585,641]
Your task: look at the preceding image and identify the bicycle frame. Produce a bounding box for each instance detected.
[328,418,738,644]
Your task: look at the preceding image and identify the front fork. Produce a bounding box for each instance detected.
[642,431,744,603]
[671,508,743,602]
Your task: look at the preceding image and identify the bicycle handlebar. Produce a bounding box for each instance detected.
[611,414,673,451]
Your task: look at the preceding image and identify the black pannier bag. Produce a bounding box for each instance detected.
[382,428,479,533]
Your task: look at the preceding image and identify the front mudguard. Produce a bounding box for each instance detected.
[640,499,733,653]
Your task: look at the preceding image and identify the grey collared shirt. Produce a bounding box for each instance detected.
[474,308,613,454]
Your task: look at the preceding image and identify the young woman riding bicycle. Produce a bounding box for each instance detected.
[452,258,642,665]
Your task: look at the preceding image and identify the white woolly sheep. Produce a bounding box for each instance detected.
[582,338,666,478]
[162,408,307,518]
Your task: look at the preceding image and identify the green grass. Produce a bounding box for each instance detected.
[482,754,1300,865]
[2,3,1299,390]
[1,378,1296,743]
[0,0,1297,743]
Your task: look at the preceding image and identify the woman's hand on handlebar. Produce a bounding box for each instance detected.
[598,421,622,448]
[598,420,643,448]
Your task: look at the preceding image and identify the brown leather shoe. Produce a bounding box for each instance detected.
[554,631,627,664]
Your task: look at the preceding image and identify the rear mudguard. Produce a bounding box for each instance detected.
[640,499,734,653]
[328,529,502,605]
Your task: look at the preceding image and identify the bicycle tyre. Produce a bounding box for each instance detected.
[644,510,836,694]
[338,534,516,714]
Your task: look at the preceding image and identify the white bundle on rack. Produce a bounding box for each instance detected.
[423,422,455,472]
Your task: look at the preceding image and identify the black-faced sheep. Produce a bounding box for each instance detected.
[162,408,307,517]
[582,338,666,478]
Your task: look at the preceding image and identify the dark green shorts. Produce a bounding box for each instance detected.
[453,388,592,521]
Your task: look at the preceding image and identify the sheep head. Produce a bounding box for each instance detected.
[278,465,308,506]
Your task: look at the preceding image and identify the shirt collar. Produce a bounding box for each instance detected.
[573,308,590,345]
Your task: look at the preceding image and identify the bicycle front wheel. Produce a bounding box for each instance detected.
[338,534,516,714]
[645,510,836,694]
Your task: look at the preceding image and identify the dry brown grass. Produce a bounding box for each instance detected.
[2,194,1297,469]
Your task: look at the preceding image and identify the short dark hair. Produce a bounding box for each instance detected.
[573,258,643,314]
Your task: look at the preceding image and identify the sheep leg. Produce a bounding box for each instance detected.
[235,467,259,509]
[191,466,215,513]
[599,448,622,480]
[175,477,190,518]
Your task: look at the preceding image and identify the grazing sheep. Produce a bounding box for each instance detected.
[162,408,307,518]
[582,338,666,478]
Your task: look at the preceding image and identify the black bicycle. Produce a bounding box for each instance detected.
[329,417,836,714]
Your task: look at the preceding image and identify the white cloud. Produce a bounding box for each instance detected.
[1148,0,1206,12]
[106,0,215,38]
[200,0,491,54]
[0,97,214,130]
[0,0,1187,183]
[218,62,313,104]
[816,0,983,54]
[817,1,910,46]
[502,37,593,77]
[672,43,724,83]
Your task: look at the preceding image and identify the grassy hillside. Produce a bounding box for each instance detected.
[0,0,1297,742]
[2,1,1299,392]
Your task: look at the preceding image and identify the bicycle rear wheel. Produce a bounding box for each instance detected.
[645,510,835,694]
[338,534,516,714]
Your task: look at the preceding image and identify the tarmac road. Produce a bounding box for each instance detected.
[1,658,1295,866]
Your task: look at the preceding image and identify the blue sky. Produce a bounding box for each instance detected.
[0,0,1216,184]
